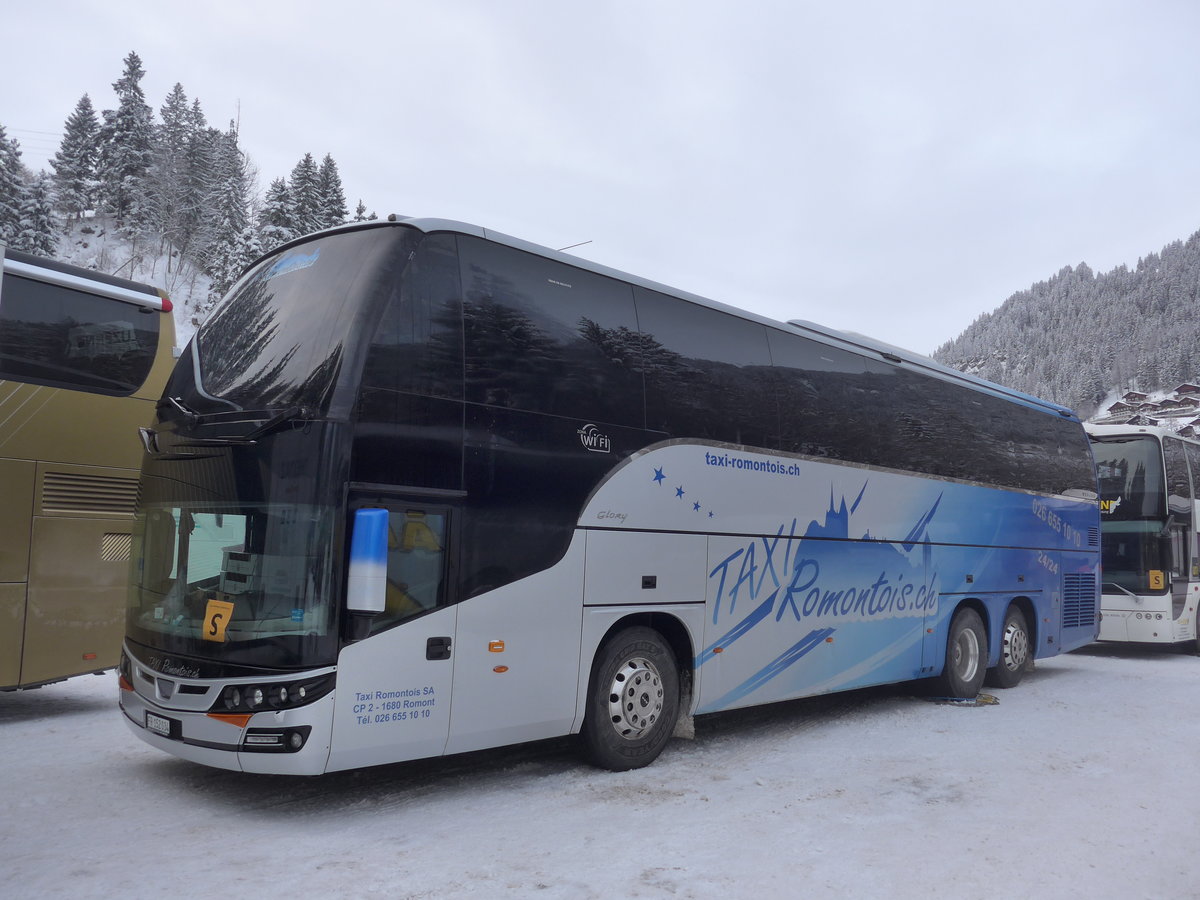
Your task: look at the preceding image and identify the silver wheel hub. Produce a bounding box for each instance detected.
[953,627,982,682]
[607,656,664,740]
[1001,621,1028,671]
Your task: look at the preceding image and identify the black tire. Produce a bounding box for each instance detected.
[984,606,1031,689]
[581,627,680,771]
[1181,606,1200,655]
[932,608,987,698]
[1178,623,1200,656]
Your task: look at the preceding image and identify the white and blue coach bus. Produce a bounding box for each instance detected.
[1086,424,1200,651]
[119,217,1100,774]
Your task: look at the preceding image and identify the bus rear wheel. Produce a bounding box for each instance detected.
[581,627,680,771]
[985,607,1030,689]
[933,608,987,698]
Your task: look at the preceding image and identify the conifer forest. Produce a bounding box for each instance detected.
[0,51,373,327]
[932,231,1200,418]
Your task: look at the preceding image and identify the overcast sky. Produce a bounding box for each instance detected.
[5,0,1200,354]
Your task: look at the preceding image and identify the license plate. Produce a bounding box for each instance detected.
[145,711,175,738]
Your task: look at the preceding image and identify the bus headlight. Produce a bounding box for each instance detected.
[242,726,312,753]
[210,673,334,714]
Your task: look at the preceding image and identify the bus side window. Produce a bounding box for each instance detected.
[458,235,643,428]
[0,275,158,394]
[363,232,463,401]
[371,509,448,633]
[1186,442,1200,579]
[634,285,774,446]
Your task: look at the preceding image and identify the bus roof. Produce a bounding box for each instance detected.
[1086,423,1200,444]
[1,246,171,312]
[250,216,1080,422]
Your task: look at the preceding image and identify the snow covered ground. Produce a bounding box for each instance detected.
[2,643,1197,900]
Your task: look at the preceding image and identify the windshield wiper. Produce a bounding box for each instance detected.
[156,395,204,425]
[243,406,309,441]
[1103,582,1138,599]
[155,404,312,448]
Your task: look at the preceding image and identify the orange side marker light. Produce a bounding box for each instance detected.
[207,713,253,729]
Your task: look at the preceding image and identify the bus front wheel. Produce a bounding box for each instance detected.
[984,606,1030,689]
[934,608,987,698]
[581,627,680,771]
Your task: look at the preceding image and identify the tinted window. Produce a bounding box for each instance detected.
[351,391,464,491]
[1185,442,1200,495]
[459,237,644,428]
[1038,416,1100,497]
[1164,437,1192,515]
[0,274,158,395]
[459,405,647,598]
[767,329,1094,495]
[361,233,463,400]
[198,227,414,413]
[768,329,891,459]
[634,287,775,445]
[355,234,465,491]
[366,506,449,634]
[909,372,1096,495]
[1091,436,1166,520]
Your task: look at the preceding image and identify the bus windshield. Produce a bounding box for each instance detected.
[1091,435,1170,593]
[128,499,338,668]
[128,444,340,672]
[1091,436,1167,521]
[1096,520,1171,594]
[195,226,414,414]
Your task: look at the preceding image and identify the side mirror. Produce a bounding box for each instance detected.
[346,508,388,614]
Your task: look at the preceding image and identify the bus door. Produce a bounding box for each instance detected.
[327,500,458,772]
[1164,438,1196,622]
[1181,444,1200,633]
[1168,518,1192,615]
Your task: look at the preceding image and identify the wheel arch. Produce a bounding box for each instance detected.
[573,609,700,734]
[955,597,991,643]
[592,611,695,671]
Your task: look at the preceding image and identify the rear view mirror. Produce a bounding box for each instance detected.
[346,508,388,614]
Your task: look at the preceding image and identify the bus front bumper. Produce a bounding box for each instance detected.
[1098,607,1184,644]
[119,680,335,775]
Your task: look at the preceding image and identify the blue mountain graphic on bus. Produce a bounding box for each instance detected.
[697,482,940,711]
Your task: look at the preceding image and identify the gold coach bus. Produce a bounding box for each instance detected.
[1,246,175,690]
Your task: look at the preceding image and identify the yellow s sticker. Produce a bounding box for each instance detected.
[203,598,236,642]
[1149,570,1166,591]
